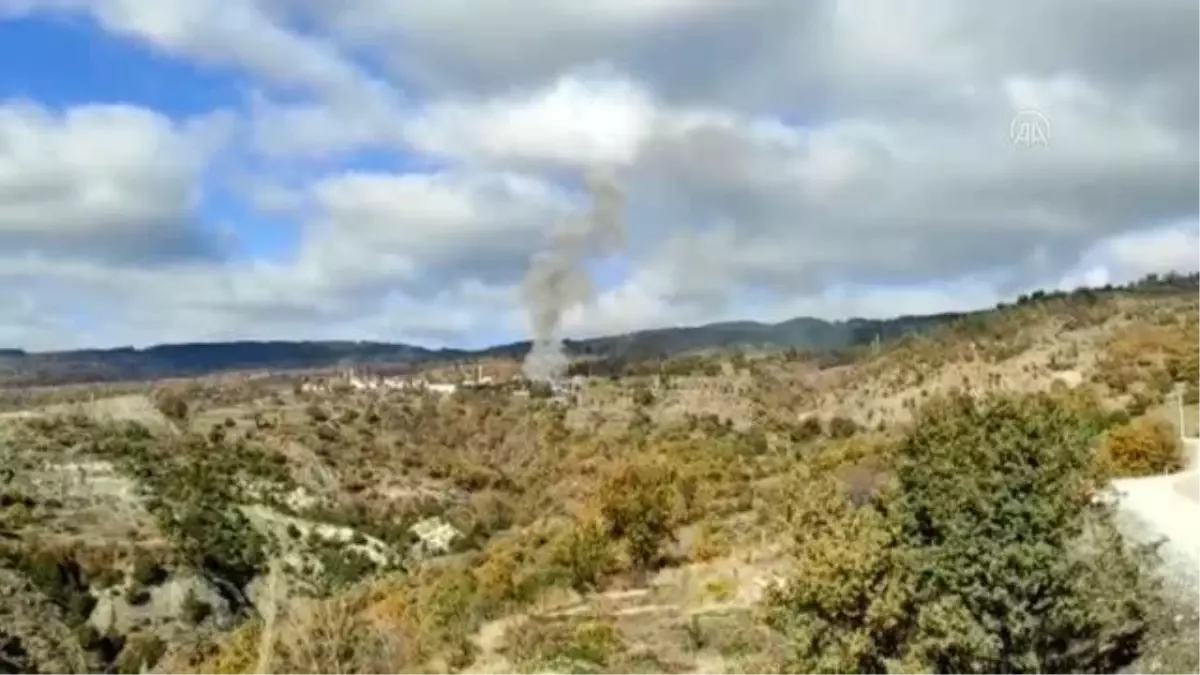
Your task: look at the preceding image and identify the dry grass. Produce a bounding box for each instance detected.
[2,281,1196,674]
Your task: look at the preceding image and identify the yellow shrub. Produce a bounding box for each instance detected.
[1098,417,1184,478]
[502,617,626,672]
[703,576,737,603]
[184,619,261,674]
[689,521,732,562]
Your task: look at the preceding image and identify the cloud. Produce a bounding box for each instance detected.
[0,100,232,264]
[0,0,1196,350]
[2,0,379,98]
[0,158,570,349]
[406,70,658,168]
[299,168,574,295]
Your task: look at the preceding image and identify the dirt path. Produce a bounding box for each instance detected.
[1110,439,1200,600]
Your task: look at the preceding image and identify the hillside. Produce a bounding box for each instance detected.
[0,273,1196,673]
[0,341,468,389]
[3,272,1196,388]
[0,315,956,388]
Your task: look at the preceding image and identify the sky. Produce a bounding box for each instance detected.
[0,0,1196,352]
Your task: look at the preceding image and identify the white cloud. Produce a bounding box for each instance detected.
[299,169,574,293]
[406,71,658,167]
[0,0,1195,350]
[0,100,231,263]
[4,0,381,99]
[1055,220,1200,291]
[0,158,573,349]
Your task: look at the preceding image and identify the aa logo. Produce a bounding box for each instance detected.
[1010,108,1051,147]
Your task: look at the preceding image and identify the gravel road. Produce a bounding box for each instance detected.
[1109,439,1200,597]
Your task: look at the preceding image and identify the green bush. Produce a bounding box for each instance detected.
[181,589,213,625]
[7,548,96,625]
[597,460,678,572]
[551,519,616,593]
[827,415,860,439]
[763,392,1155,674]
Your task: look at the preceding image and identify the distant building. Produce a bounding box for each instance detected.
[461,364,496,388]
[297,369,462,395]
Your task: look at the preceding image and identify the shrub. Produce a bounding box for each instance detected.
[474,545,528,612]
[503,617,626,673]
[597,460,678,572]
[282,595,409,673]
[632,386,656,407]
[131,555,168,586]
[827,415,860,439]
[182,589,213,625]
[114,634,166,674]
[689,522,732,562]
[315,423,340,442]
[1098,417,1184,478]
[763,392,1155,674]
[791,416,823,443]
[124,583,151,606]
[550,519,616,593]
[9,548,96,625]
[154,390,189,424]
[0,631,35,673]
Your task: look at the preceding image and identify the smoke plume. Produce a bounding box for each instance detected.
[521,169,625,383]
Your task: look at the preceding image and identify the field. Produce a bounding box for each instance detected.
[0,281,1197,674]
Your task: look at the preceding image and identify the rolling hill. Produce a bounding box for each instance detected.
[0,315,965,387]
[1,272,1195,388]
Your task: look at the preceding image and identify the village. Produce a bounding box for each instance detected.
[295,364,588,403]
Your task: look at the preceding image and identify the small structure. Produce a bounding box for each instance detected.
[426,382,458,396]
[409,517,462,559]
[462,364,496,388]
[546,375,587,406]
[297,369,462,395]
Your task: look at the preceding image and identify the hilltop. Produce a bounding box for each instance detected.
[0,309,984,386]
[0,272,1196,673]
[0,315,959,388]
[3,272,1196,389]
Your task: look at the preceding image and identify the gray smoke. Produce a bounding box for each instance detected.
[521,169,625,383]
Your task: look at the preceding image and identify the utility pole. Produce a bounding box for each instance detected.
[1178,389,1187,440]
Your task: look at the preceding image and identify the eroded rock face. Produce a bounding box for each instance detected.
[1051,370,1084,388]
[88,573,231,636]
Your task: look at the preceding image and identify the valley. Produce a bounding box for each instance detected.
[0,277,1197,674]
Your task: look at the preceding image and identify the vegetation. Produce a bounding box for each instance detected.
[597,460,679,572]
[153,389,190,424]
[1098,417,1185,478]
[0,275,1195,673]
[763,392,1156,673]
